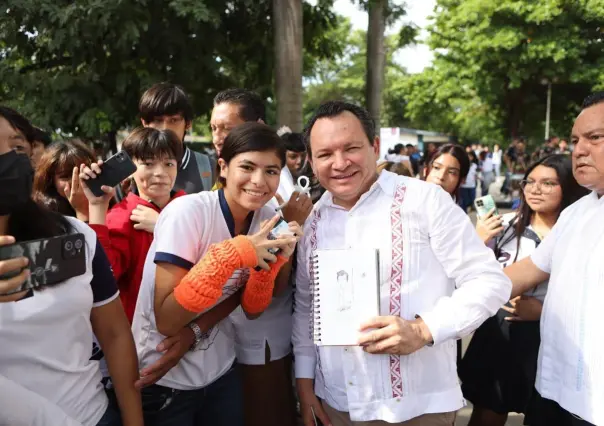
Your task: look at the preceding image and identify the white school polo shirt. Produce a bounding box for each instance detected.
[0,217,119,426]
[132,190,277,390]
[531,191,604,425]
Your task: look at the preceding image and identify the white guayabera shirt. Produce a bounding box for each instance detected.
[293,171,512,423]
[531,191,604,426]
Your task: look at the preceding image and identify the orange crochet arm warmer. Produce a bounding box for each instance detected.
[174,235,258,313]
[242,255,289,315]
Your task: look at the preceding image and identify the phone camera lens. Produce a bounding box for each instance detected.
[75,239,83,250]
[64,241,73,251]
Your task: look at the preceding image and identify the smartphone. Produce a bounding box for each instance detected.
[87,151,137,197]
[254,218,292,271]
[474,195,499,218]
[0,233,87,295]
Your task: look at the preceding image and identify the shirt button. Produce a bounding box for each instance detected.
[348,381,353,386]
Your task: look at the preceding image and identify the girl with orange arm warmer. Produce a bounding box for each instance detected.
[130,122,301,426]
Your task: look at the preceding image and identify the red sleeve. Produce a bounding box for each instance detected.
[88,210,132,282]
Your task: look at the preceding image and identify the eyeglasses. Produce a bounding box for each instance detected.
[520,180,559,194]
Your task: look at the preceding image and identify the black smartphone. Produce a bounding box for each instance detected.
[87,150,137,197]
[254,218,291,271]
[0,233,87,295]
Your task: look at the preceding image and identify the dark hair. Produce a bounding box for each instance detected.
[388,143,404,155]
[32,140,96,217]
[32,127,52,146]
[0,106,35,143]
[468,150,479,165]
[139,82,194,123]
[280,131,305,153]
[218,122,286,186]
[405,144,415,149]
[427,144,471,195]
[496,154,589,262]
[304,101,375,156]
[214,88,266,122]
[582,91,604,109]
[122,127,184,163]
[377,161,413,177]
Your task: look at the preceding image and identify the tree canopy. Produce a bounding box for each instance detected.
[402,0,604,144]
[0,0,342,142]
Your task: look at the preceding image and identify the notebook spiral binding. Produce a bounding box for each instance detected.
[309,254,322,344]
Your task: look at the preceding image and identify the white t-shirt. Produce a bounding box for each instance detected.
[0,217,119,426]
[482,157,494,174]
[494,213,548,301]
[461,163,478,188]
[492,150,502,166]
[385,153,410,163]
[531,192,604,425]
[132,190,278,389]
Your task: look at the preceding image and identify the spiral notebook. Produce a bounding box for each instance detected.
[310,248,381,346]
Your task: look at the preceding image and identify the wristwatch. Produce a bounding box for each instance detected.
[188,322,203,351]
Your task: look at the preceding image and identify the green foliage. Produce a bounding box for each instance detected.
[303,20,410,126]
[403,0,604,144]
[0,0,342,141]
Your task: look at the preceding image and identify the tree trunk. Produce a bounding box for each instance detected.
[366,0,387,129]
[273,0,303,132]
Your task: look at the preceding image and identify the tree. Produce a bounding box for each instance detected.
[365,0,388,128]
[0,0,342,147]
[303,21,409,127]
[273,0,303,131]
[403,0,604,144]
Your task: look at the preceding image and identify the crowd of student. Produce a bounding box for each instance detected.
[0,83,602,426]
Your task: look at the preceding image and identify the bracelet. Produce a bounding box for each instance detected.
[188,322,203,351]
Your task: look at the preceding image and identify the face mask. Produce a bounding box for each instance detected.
[0,150,33,216]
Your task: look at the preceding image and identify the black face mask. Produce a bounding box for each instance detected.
[0,150,33,216]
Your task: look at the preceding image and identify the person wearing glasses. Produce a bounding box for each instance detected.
[459,154,588,426]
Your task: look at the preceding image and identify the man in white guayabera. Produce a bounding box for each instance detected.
[292,101,511,426]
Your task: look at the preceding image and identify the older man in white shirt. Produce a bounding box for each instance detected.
[505,93,604,426]
[293,101,512,426]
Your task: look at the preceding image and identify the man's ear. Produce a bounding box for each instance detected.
[257,118,265,124]
[185,121,192,131]
[373,136,381,158]
[141,118,148,127]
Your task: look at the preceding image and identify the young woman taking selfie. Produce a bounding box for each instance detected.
[0,108,143,426]
[459,154,588,426]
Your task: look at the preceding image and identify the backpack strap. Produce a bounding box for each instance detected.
[193,151,214,191]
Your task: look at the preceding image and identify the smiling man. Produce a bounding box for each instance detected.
[504,93,604,426]
[292,101,511,426]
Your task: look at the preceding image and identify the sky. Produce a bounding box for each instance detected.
[330,0,436,74]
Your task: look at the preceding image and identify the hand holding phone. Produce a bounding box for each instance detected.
[82,151,136,198]
[0,233,87,295]
[248,215,298,271]
[0,235,30,300]
[474,195,499,218]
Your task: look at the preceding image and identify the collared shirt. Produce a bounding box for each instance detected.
[531,191,604,425]
[292,171,511,423]
[132,191,277,389]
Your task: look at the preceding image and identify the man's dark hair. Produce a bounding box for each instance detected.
[303,101,375,156]
[582,91,604,109]
[213,88,266,122]
[32,127,52,146]
[0,106,35,143]
[139,82,194,123]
